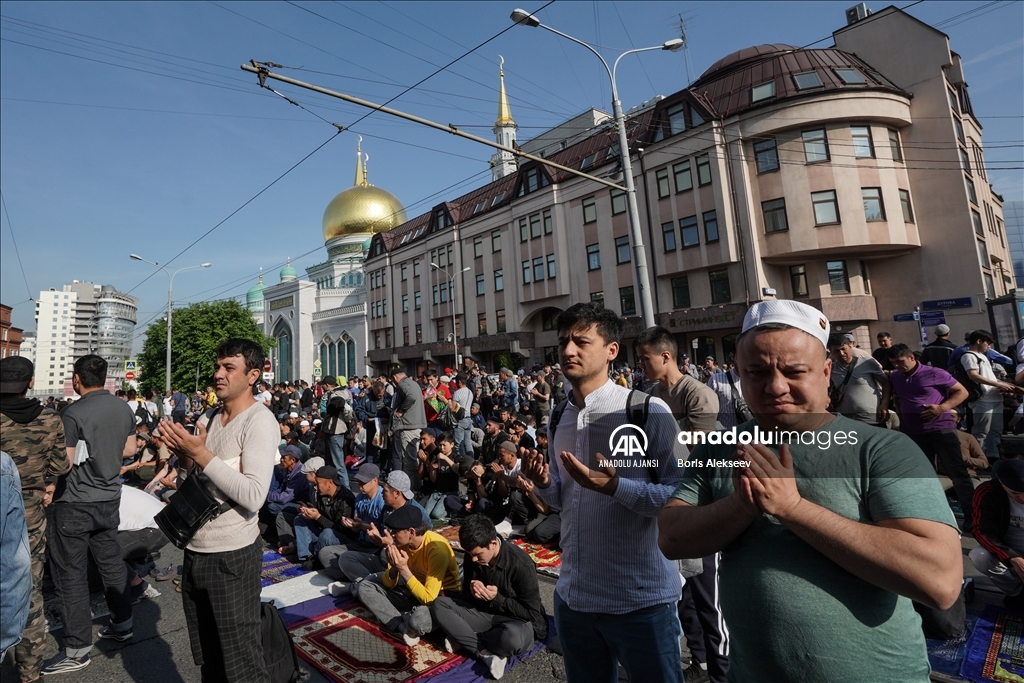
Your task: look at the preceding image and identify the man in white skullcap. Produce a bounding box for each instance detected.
[658,300,962,683]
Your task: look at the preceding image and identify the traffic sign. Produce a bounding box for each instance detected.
[313,367,322,377]
[920,311,946,325]
[263,371,274,381]
[125,360,137,372]
[921,297,973,310]
[893,313,917,322]
[125,371,135,381]
[264,359,272,372]
[313,360,322,368]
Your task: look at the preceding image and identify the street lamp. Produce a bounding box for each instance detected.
[130,254,212,393]
[431,263,471,369]
[511,9,682,329]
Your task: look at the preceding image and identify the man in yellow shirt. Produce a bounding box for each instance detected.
[203,385,218,410]
[355,504,460,645]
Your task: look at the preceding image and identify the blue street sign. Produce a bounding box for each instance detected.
[893,313,916,322]
[920,311,946,324]
[921,297,973,310]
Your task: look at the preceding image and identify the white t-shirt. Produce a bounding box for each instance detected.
[1005,497,1024,553]
[256,390,273,406]
[961,351,1002,404]
[119,486,164,531]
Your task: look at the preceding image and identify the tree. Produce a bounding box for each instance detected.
[138,299,274,394]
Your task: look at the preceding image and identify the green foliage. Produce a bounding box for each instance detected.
[493,351,521,373]
[138,299,274,394]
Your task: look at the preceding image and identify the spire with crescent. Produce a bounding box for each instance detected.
[490,56,519,181]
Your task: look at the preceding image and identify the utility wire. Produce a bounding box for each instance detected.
[0,189,34,302]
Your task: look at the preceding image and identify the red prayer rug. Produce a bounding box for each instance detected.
[511,538,562,568]
[288,602,466,683]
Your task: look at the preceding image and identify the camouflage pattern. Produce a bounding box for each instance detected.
[0,409,68,681]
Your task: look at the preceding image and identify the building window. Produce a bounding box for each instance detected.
[887,129,903,162]
[751,80,775,102]
[656,168,671,198]
[954,117,965,143]
[587,244,601,270]
[413,259,420,277]
[973,145,987,181]
[547,254,556,279]
[984,272,995,300]
[812,190,840,225]
[703,210,719,243]
[436,320,445,340]
[615,236,631,264]
[619,287,636,315]
[519,218,529,242]
[899,190,914,222]
[792,70,823,90]
[966,177,978,204]
[790,265,808,297]
[762,198,789,233]
[494,269,504,291]
[977,238,990,269]
[972,210,984,236]
[802,129,830,162]
[533,257,545,282]
[402,294,409,312]
[667,103,686,135]
[662,222,677,252]
[680,216,700,247]
[478,313,487,336]
[403,327,409,345]
[530,213,542,239]
[432,285,440,305]
[414,291,421,309]
[543,209,553,234]
[960,147,972,175]
[834,67,865,84]
[753,139,779,173]
[591,291,604,307]
[401,263,408,280]
[827,260,850,293]
[851,126,874,158]
[948,88,960,114]
[860,260,871,294]
[673,161,693,192]
[696,154,712,186]
[476,274,485,296]
[496,309,506,333]
[671,276,690,308]
[374,332,381,350]
[862,188,886,221]
[709,269,731,303]
[491,230,501,252]
[522,261,532,284]
[582,196,597,223]
[415,324,422,343]
[611,190,627,215]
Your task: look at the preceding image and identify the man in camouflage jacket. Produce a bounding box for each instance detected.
[0,356,70,682]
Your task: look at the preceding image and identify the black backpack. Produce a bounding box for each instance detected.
[261,601,301,683]
[947,352,985,403]
[549,389,654,477]
[133,401,153,430]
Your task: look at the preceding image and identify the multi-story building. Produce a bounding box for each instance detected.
[32,281,138,394]
[1004,201,1024,284]
[0,304,24,359]
[363,4,1011,373]
[18,331,35,366]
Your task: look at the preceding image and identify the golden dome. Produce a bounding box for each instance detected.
[322,141,407,241]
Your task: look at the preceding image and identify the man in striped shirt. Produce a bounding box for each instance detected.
[523,302,685,683]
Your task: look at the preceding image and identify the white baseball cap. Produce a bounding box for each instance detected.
[741,300,830,349]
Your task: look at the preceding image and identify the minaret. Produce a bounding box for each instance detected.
[489,56,519,181]
[354,136,369,187]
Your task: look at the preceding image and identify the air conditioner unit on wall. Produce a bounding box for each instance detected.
[846,2,870,25]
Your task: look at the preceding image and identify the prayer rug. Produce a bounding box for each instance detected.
[261,549,310,587]
[511,538,561,577]
[288,601,466,683]
[434,524,463,551]
[961,604,1024,682]
[927,610,979,679]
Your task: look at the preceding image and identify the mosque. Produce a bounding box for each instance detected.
[247,140,407,384]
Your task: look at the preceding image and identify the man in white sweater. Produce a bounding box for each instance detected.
[162,338,278,683]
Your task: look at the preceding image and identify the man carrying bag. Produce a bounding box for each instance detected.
[161,339,278,683]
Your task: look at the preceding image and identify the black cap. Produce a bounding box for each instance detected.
[996,459,1024,493]
[315,465,340,482]
[0,356,34,394]
[383,504,422,531]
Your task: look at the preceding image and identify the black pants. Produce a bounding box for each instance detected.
[678,554,730,683]
[118,527,169,563]
[910,430,975,527]
[431,596,534,658]
[181,537,268,683]
[525,512,561,545]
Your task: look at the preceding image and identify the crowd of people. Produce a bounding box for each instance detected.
[4,299,1024,682]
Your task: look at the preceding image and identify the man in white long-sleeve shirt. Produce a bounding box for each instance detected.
[162,338,278,683]
[523,303,685,683]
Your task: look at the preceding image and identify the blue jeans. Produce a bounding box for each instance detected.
[292,516,323,560]
[327,434,350,488]
[554,592,683,683]
[421,491,448,520]
[453,417,474,460]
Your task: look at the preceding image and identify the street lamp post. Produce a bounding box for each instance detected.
[129,255,212,393]
[511,9,682,329]
[431,263,471,369]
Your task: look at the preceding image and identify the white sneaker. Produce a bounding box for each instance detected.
[401,630,420,646]
[443,638,455,653]
[328,581,352,597]
[479,650,507,680]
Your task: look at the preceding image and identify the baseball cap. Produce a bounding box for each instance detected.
[996,459,1024,493]
[385,471,415,500]
[0,356,34,394]
[741,300,829,349]
[935,324,951,336]
[383,504,422,531]
[354,463,380,484]
[301,456,326,474]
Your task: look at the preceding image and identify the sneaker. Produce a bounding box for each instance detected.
[443,638,455,653]
[479,650,507,680]
[151,565,178,582]
[130,580,152,605]
[683,661,710,683]
[98,624,133,642]
[41,651,91,675]
[328,581,352,597]
[401,630,420,646]
[143,584,161,601]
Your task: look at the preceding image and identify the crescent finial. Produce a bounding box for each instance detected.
[499,55,504,69]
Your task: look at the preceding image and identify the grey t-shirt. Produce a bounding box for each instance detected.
[58,390,135,503]
[830,357,886,424]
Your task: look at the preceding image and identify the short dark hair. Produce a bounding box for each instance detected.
[634,326,677,359]
[887,343,914,359]
[827,333,851,349]
[437,431,455,445]
[74,355,107,388]
[216,338,264,374]
[459,514,498,552]
[877,331,892,339]
[557,302,622,346]
[455,372,469,386]
[536,427,548,439]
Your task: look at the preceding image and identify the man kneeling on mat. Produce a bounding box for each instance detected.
[431,515,547,680]
[355,503,460,646]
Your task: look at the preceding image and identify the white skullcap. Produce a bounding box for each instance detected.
[741,300,830,349]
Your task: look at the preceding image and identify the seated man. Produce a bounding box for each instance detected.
[276,456,324,556]
[355,505,461,646]
[281,464,355,567]
[971,458,1024,608]
[260,445,309,531]
[432,515,548,680]
[317,463,386,575]
[512,473,560,546]
[419,431,469,521]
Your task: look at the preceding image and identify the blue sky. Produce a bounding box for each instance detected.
[2,1,1022,346]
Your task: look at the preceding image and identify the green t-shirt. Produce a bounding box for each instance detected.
[671,415,956,683]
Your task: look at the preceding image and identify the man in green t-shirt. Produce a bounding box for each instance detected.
[658,300,962,683]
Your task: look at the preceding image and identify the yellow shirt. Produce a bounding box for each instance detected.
[204,390,218,409]
[382,530,461,604]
